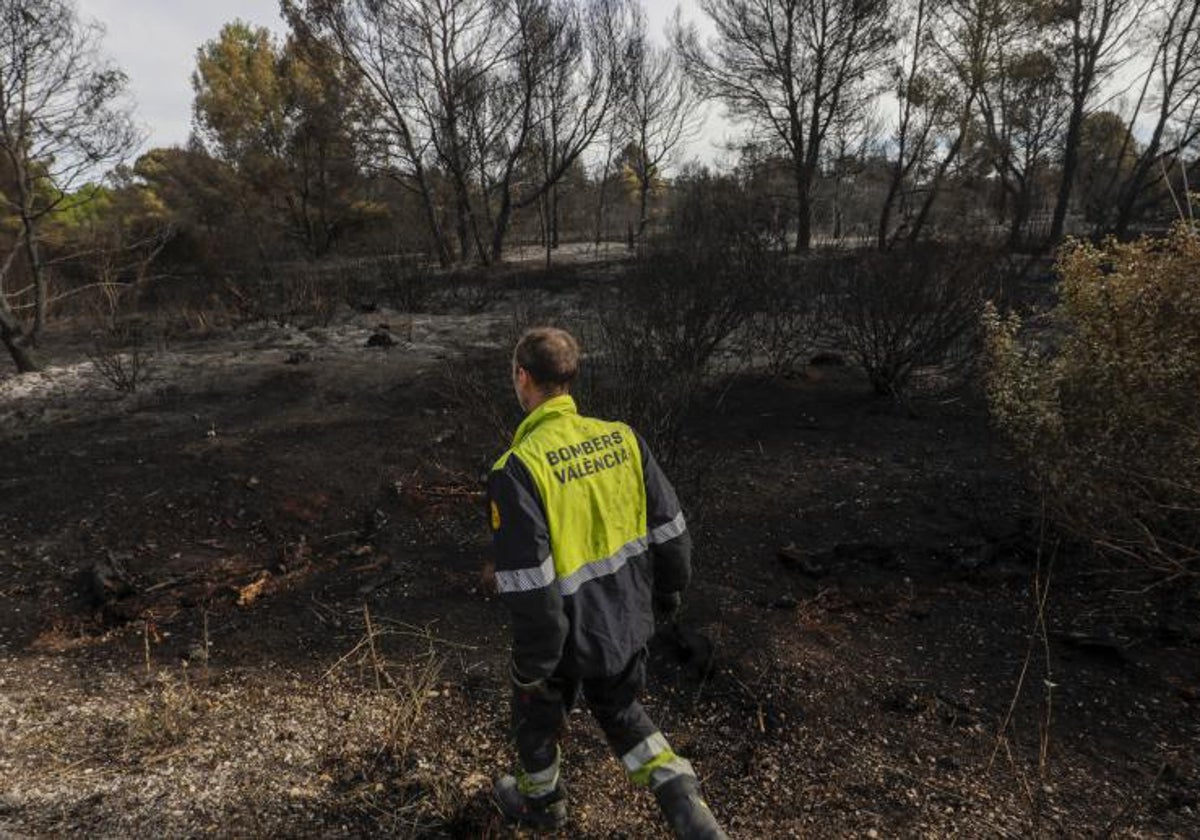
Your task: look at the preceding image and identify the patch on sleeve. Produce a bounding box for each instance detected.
[490,501,502,531]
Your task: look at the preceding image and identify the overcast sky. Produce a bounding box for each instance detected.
[76,0,726,162]
[78,0,285,150]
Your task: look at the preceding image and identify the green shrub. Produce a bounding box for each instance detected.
[984,223,1200,578]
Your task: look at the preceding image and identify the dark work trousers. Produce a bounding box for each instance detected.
[514,648,659,774]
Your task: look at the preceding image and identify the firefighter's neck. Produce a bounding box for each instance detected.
[517,377,567,415]
[522,388,568,415]
[516,364,571,412]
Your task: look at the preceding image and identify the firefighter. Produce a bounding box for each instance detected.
[488,327,726,838]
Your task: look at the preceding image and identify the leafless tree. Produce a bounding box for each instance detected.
[291,0,621,265]
[901,0,1001,244]
[823,104,879,242]
[676,0,894,251]
[409,0,511,264]
[1108,0,1200,234]
[482,0,624,262]
[284,0,457,266]
[522,0,601,259]
[1044,0,1143,242]
[877,0,957,248]
[0,0,139,373]
[589,118,620,248]
[976,11,1068,248]
[618,5,700,243]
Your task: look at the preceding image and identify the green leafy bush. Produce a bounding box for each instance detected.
[985,223,1200,577]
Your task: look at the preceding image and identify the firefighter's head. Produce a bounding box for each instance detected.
[512,326,579,412]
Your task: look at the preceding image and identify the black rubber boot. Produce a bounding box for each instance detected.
[653,775,728,839]
[492,775,568,830]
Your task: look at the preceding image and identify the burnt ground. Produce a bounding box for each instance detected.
[0,290,1198,839]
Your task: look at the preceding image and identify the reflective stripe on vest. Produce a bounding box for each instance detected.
[494,553,556,594]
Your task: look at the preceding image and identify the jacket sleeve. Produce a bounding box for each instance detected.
[635,432,693,596]
[488,453,568,681]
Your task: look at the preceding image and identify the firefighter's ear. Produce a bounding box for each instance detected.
[513,365,530,411]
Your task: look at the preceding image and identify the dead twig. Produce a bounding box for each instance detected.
[365,604,382,692]
[989,499,1058,831]
[320,635,374,682]
[372,617,480,652]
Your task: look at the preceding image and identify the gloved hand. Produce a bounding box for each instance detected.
[653,590,682,624]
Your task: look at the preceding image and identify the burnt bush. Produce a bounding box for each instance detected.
[379,255,433,313]
[738,262,827,379]
[89,320,154,393]
[663,166,789,252]
[575,174,790,464]
[278,265,347,326]
[823,244,1007,398]
[581,260,769,465]
[214,256,434,328]
[430,268,506,314]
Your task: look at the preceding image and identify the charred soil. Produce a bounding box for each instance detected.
[0,298,1197,838]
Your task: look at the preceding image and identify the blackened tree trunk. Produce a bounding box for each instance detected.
[550,183,560,251]
[0,308,38,373]
[1008,188,1031,251]
[491,189,514,263]
[1050,105,1084,242]
[795,157,813,252]
[1049,0,1136,243]
[906,121,968,246]
[0,247,38,371]
[405,150,452,268]
[636,174,651,241]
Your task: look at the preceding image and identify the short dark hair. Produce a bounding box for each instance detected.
[514,327,580,390]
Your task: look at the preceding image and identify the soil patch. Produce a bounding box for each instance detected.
[1,308,1197,837]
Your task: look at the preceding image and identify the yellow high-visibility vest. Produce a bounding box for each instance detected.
[494,394,647,589]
